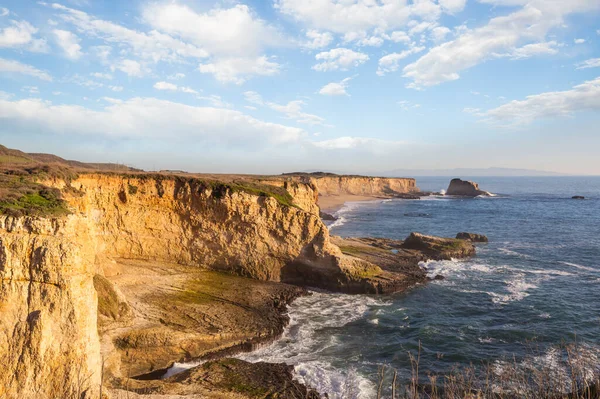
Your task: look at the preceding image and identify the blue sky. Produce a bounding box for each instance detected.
[0,0,599,174]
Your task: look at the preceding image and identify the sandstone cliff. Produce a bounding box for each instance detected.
[288,174,418,197]
[0,216,101,399]
[0,172,406,397]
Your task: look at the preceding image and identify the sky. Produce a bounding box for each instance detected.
[0,0,599,175]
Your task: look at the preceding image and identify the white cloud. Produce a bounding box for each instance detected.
[91,72,112,80]
[319,77,353,96]
[167,73,185,80]
[507,41,561,59]
[0,57,52,81]
[303,29,333,49]
[431,26,451,42]
[576,58,600,69]
[243,91,326,125]
[312,136,404,151]
[199,56,280,84]
[154,81,178,91]
[377,47,425,76]
[313,48,369,72]
[68,74,103,89]
[0,97,305,145]
[53,29,82,60]
[198,95,231,108]
[52,3,208,64]
[112,59,143,77]
[439,0,467,14]
[0,20,48,52]
[397,100,421,111]
[388,31,411,43]
[142,3,282,57]
[153,81,198,94]
[481,77,600,126]
[109,85,123,92]
[274,0,445,38]
[180,87,198,94]
[268,100,327,126]
[1,8,9,17]
[243,91,264,105]
[22,86,40,94]
[403,1,600,88]
[574,38,586,44]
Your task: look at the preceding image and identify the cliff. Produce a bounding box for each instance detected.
[0,171,414,397]
[287,173,418,197]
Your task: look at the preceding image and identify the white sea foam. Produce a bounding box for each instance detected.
[498,247,532,259]
[235,292,387,398]
[488,274,538,304]
[559,261,597,273]
[162,360,204,379]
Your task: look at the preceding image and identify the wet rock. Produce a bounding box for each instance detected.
[446,178,491,197]
[572,196,585,200]
[319,211,337,221]
[432,275,445,280]
[456,232,489,242]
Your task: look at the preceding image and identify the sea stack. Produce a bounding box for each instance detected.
[446,178,491,197]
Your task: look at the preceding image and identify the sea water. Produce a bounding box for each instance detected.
[238,177,600,398]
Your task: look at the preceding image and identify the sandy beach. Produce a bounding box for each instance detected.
[318,194,385,213]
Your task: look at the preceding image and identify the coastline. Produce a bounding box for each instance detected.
[318,194,386,213]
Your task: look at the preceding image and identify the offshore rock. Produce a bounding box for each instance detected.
[456,232,489,242]
[446,178,491,197]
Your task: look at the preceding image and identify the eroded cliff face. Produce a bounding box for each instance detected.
[0,216,101,399]
[0,172,415,397]
[299,176,418,197]
[62,174,342,281]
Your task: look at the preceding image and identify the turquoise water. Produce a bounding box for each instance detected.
[239,177,600,397]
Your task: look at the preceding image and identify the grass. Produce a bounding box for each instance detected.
[93,275,123,320]
[373,341,600,399]
[0,177,70,217]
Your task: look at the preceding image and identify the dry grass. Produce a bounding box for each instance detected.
[375,341,599,399]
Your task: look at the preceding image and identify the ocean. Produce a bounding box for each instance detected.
[238,176,600,398]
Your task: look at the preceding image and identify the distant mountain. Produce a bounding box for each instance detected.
[380,167,570,177]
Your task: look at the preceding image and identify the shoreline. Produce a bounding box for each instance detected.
[318,194,388,214]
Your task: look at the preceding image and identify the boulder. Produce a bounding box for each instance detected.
[456,232,489,242]
[319,210,338,221]
[572,196,585,200]
[446,178,491,197]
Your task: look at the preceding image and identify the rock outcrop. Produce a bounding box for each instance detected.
[401,232,476,260]
[456,232,489,242]
[572,196,585,200]
[446,178,491,197]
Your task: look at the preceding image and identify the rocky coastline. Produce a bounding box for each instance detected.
[0,152,484,399]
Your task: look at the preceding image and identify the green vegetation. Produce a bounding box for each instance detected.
[93,274,122,320]
[0,175,70,217]
[127,183,138,195]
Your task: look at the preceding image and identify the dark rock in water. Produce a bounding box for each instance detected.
[393,193,422,200]
[456,232,489,242]
[446,178,492,197]
[432,274,445,280]
[319,211,337,221]
[404,212,431,218]
[401,232,476,260]
[572,196,585,200]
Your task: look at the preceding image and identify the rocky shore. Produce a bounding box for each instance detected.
[0,151,483,399]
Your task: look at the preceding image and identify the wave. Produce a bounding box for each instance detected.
[559,261,597,273]
[162,360,204,379]
[488,274,538,305]
[236,292,388,398]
